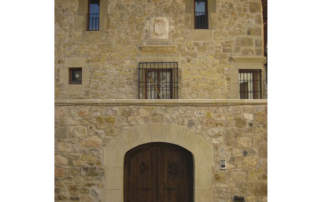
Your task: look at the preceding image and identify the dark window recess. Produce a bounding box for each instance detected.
[194,0,208,29]
[220,160,226,169]
[69,68,82,84]
[138,62,178,99]
[233,196,245,202]
[239,69,262,99]
[88,0,100,31]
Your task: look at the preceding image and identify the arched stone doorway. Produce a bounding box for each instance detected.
[104,124,214,202]
[124,142,194,202]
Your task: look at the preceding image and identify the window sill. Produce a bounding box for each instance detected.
[232,56,266,64]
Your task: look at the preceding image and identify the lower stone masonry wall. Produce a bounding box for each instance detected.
[55,100,267,202]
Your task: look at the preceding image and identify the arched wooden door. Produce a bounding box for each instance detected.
[124,142,194,202]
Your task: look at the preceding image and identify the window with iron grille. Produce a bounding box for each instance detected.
[194,0,208,29]
[138,62,178,99]
[239,69,262,99]
[88,0,100,31]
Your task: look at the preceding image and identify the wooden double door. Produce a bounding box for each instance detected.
[124,143,194,202]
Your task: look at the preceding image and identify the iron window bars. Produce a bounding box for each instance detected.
[239,69,262,99]
[138,62,178,99]
[195,0,208,29]
[88,0,100,31]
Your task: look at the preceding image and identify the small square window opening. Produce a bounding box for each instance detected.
[220,160,226,170]
[69,68,82,84]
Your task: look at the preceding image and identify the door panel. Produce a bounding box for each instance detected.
[125,145,158,202]
[160,145,192,202]
[124,143,193,202]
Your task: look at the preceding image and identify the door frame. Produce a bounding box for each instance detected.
[104,123,214,202]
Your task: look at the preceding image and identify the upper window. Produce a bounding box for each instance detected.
[138,62,178,99]
[239,69,262,99]
[88,0,100,31]
[194,0,208,29]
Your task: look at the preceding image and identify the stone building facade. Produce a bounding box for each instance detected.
[55,0,267,202]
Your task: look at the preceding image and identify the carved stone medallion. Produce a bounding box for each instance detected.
[149,17,169,40]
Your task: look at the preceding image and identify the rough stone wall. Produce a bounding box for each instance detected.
[55,0,265,99]
[55,1,267,201]
[55,103,267,202]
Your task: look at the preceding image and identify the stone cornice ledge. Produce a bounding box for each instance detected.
[231,56,266,64]
[55,99,267,106]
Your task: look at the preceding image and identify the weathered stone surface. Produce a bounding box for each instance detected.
[55,0,265,99]
[244,113,254,121]
[248,27,262,36]
[248,182,267,196]
[235,117,247,128]
[249,2,261,13]
[81,167,104,177]
[71,126,87,138]
[55,155,68,166]
[55,127,67,139]
[55,103,267,202]
[56,142,73,152]
[138,45,176,53]
[236,37,254,47]
[81,136,102,148]
[55,0,267,201]
[55,167,67,178]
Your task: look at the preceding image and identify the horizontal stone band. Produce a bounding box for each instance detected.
[55,99,267,106]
